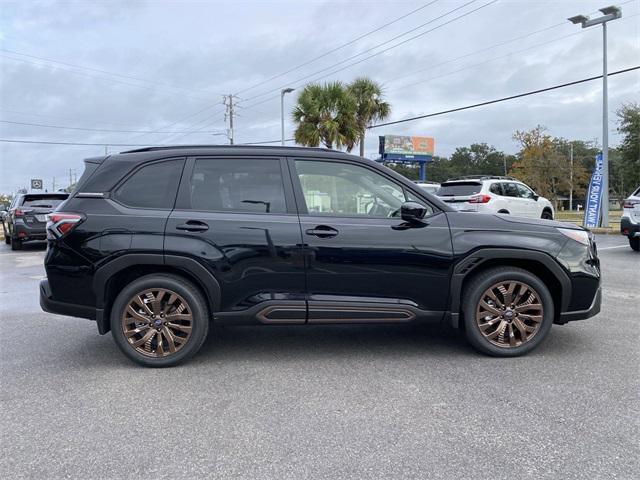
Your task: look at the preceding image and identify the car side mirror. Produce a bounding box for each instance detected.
[400,201,427,223]
[532,194,539,201]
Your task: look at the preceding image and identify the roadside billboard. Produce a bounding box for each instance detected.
[378,135,434,162]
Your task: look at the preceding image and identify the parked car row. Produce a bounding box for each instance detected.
[1,192,69,250]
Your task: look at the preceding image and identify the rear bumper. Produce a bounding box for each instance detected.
[620,217,640,238]
[558,286,601,324]
[39,279,96,320]
[14,221,46,240]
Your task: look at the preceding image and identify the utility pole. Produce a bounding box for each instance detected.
[569,142,574,211]
[223,94,236,145]
[69,169,73,189]
[52,177,56,192]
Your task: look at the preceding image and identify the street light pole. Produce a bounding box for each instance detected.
[281,88,294,146]
[568,5,622,227]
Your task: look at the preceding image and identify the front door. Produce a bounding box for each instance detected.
[290,158,453,323]
[165,156,306,324]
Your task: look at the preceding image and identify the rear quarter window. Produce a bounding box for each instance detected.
[437,182,482,196]
[113,159,185,209]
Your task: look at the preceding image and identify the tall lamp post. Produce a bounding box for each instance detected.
[281,88,295,146]
[568,5,622,227]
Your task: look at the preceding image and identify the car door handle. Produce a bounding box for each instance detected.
[305,225,339,238]
[176,220,209,232]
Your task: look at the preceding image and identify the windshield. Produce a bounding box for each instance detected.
[22,195,68,208]
[436,182,482,197]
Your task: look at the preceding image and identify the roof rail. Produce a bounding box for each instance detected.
[120,144,333,154]
[445,175,517,182]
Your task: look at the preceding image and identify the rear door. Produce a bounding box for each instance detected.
[502,182,524,216]
[165,156,306,322]
[290,157,453,322]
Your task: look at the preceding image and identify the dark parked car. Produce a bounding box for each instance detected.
[3,192,69,250]
[40,146,601,367]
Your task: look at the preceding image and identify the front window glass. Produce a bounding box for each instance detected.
[295,160,408,217]
[516,184,536,199]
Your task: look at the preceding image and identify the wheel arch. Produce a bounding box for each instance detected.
[448,248,570,328]
[93,254,221,334]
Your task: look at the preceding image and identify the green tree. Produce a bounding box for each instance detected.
[510,126,570,206]
[614,103,640,197]
[347,78,390,157]
[292,82,358,150]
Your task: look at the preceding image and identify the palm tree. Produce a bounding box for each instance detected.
[292,82,358,150]
[347,78,391,157]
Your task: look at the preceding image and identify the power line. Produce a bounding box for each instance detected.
[240,0,494,106]
[0,48,221,98]
[369,66,640,129]
[0,139,157,147]
[233,0,440,96]
[0,119,212,135]
[2,67,637,148]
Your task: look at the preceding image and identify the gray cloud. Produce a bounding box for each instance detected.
[1,0,638,192]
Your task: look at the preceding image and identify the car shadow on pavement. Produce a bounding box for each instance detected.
[58,320,590,369]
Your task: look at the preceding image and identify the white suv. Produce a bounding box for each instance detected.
[436,176,554,219]
[621,185,640,251]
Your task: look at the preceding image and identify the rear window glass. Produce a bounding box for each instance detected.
[189,158,286,213]
[113,159,184,209]
[436,182,482,196]
[22,195,68,208]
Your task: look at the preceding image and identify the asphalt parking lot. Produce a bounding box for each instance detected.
[0,235,638,479]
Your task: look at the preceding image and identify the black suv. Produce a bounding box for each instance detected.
[3,192,69,250]
[40,146,601,367]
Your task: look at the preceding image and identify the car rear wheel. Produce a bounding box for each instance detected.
[10,237,22,250]
[541,210,553,220]
[630,237,640,251]
[110,274,209,367]
[462,267,554,357]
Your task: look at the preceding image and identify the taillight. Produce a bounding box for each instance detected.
[14,208,34,217]
[623,200,640,208]
[468,194,492,204]
[46,213,84,238]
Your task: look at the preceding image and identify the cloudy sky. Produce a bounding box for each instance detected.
[1,0,638,193]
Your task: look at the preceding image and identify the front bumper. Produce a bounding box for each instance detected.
[39,279,96,320]
[620,217,640,238]
[558,286,601,324]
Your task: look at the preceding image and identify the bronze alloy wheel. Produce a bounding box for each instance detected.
[121,288,193,357]
[475,280,544,348]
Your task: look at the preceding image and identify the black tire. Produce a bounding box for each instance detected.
[541,210,553,220]
[497,210,510,214]
[110,274,210,367]
[10,237,22,250]
[4,233,9,245]
[630,237,640,252]
[462,266,554,357]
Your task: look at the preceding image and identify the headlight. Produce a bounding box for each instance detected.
[557,227,590,246]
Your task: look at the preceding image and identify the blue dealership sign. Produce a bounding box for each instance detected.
[583,153,604,228]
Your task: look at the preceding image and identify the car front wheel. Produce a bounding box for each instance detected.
[462,267,554,357]
[110,274,210,367]
[630,237,640,251]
